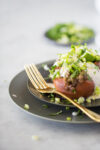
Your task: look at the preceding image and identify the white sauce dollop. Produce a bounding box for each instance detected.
[60,67,69,77]
[87,63,100,87]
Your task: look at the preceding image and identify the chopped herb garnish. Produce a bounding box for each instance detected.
[77,109,81,115]
[50,110,62,116]
[24,104,30,110]
[72,89,76,94]
[42,64,49,71]
[78,97,85,104]
[65,106,70,110]
[66,117,72,121]
[49,44,100,81]
[42,104,49,109]
[94,65,99,70]
[55,97,60,104]
[70,70,80,79]
[79,115,84,119]
[61,99,71,104]
[93,71,96,75]
[42,64,45,68]
[74,99,78,102]
[48,93,55,102]
[48,93,55,98]
[86,98,91,103]
[72,109,81,116]
[94,86,100,96]
[87,74,91,80]
[50,99,55,102]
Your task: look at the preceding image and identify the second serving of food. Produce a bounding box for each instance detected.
[49,44,100,103]
[46,23,94,44]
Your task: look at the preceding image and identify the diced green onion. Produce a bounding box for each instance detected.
[78,97,85,104]
[55,97,60,104]
[49,44,100,82]
[24,104,29,110]
[94,86,100,96]
[50,110,62,116]
[42,104,48,109]
[74,99,78,102]
[66,117,72,121]
[50,99,55,102]
[86,98,91,103]
[65,106,70,110]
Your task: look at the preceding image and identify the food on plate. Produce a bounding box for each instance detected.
[46,23,94,44]
[49,44,100,101]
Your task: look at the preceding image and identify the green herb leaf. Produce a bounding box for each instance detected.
[42,104,49,109]
[24,104,30,110]
[65,106,70,110]
[50,110,62,116]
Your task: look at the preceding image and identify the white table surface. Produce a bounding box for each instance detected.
[1,0,100,150]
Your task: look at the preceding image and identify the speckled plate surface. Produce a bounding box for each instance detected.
[27,60,100,108]
[9,62,100,124]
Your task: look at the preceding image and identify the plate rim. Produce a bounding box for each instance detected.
[9,71,95,124]
[8,68,99,124]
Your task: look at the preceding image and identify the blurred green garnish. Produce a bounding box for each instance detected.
[66,117,72,121]
[42,104,49,109]
[50,110,63,116]
[46,23,94,44]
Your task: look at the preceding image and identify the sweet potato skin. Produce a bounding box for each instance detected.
[94,61,100,69]
[53,78,95,99]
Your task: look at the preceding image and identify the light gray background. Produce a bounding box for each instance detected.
[0,0,100,150]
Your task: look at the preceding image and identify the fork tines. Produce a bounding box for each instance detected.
[24,64,48,90]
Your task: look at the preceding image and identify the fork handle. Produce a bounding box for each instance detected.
[54,90,100,122]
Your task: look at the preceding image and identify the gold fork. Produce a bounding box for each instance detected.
[24,64,100,123]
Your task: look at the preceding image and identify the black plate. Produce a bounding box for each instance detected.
[27,60,100,108]
[9,65,100,124]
